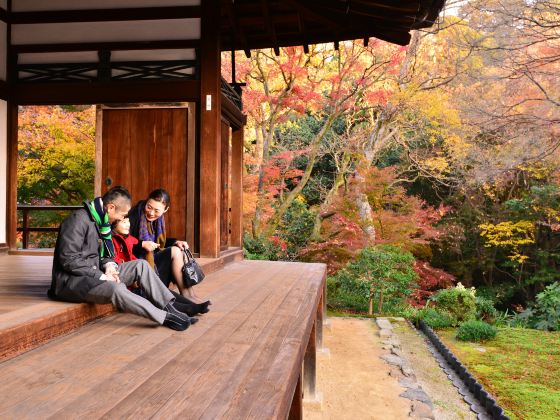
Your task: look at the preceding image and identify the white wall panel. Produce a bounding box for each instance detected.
[13,0,200,12]
[111,48,195,62]
[12,19,200,44]
[18,51,99,64]
[19,49,196,65]
[0,22,6,81]
[0,100,7,244]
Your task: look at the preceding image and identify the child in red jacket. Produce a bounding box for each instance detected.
[112,216,138,265]
[112,216,143,294]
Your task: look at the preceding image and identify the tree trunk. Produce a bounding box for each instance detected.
[378,289,383,315]
[265,113,338,234]
[311,151,351,240]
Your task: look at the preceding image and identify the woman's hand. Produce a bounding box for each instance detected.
[174,240,189,251]
[142,241,160,252]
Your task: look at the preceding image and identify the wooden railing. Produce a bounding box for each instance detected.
[17,205,81,249]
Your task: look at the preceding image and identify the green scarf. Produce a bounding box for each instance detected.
[85,198,115,258]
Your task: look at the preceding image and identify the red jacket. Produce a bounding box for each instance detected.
[112,233,138,265]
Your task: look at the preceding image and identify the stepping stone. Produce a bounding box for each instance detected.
[400,388,433,407]
[376,318,393,330]
[381,354,404,367]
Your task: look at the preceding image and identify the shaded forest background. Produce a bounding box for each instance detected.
[18,1,559,313]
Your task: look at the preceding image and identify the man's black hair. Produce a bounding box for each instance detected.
[102,186,132,206]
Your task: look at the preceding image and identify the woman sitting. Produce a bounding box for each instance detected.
[112,215,207,316]
[128,188,209,307]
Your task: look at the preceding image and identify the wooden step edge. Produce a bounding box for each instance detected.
[0,252,243,362]
[0,303,114,362]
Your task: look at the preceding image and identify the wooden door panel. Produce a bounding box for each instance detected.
[101,108,188,240]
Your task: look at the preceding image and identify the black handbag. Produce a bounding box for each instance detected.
[181,249,205,287]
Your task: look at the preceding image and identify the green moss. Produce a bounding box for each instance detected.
[439,328,560,420]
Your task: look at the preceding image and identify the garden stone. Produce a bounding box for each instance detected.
[382,344,393,350]
[378,328,392,338]
[399,377,420,389]
[401,365,415,378]
[376,318,393,330]
[391,348,404,358]
[381,354,404,367]
[409,401,435,419]
[400,388,433,407]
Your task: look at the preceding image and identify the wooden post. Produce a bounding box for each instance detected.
[303,318,317,401]
[6,102,17,250]
[230,127,243,248]
[199,0,222,258]
[288,373,303,420]
[316,288,324,350]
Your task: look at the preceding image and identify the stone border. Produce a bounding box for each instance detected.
[418,321,510,420]
[377,317,436,419]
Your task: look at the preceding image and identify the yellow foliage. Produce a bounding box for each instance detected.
[479,220,535,263]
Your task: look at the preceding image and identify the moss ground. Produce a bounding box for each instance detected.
[438,327,560,420]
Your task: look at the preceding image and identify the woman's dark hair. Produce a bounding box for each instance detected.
[148,188,171,208]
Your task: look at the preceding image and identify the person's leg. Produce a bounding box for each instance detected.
[85,281,167,324]
[119,259,204,318]
[169,246,205,303]
[119,260,174,309]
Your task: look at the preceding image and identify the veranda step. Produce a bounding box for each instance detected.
[0,249,243,362]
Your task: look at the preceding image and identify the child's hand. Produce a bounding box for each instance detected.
[142,241,160,252]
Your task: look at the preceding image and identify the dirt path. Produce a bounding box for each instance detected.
[304,318,411,419]
[304,317,476,420]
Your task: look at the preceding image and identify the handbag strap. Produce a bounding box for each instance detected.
[182,248,195,262]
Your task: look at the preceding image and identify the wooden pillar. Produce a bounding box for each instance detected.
[230,127,243,247]
[199,0,222,258]
[6,101,17,250]
[303,318,317,401]
[288,373,303,420]
[317,288,324,350]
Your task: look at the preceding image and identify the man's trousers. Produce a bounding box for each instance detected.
[84,259,173,324]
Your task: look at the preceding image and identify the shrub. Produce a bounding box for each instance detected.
[243,234,286,261]
[331,245,417,315]
[476,296,498,324]
[326,275,368,313]
[416,308,454,329]
[430,283,476,326]
[456,320,497,342]
[518,282,560,331]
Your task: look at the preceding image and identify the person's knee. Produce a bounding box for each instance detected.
[111,283,129,310]
[171,246,181,259]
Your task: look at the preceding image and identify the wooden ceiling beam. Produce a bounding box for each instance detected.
[12,39,200,54]
[13,79,200,105]
[261,0,280,56]
[0,7,7,23]
[224,1,251,58]
[10,6,201,24]
[297,12,310,54]
[0,80,8,100]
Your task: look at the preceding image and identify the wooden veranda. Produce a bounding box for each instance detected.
[0,255,326,419]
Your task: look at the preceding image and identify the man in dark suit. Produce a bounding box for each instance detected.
[49,186,198,331]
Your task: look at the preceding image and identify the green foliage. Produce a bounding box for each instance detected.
[415,307,454,329]
[243,234,285,261]
[326,276,369,313]
[332,245,417,314]
[519,282,560,331]
[476,296,499,323]
[456,320,497,342]
[429,283,477,326]
[278,197,315,255]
